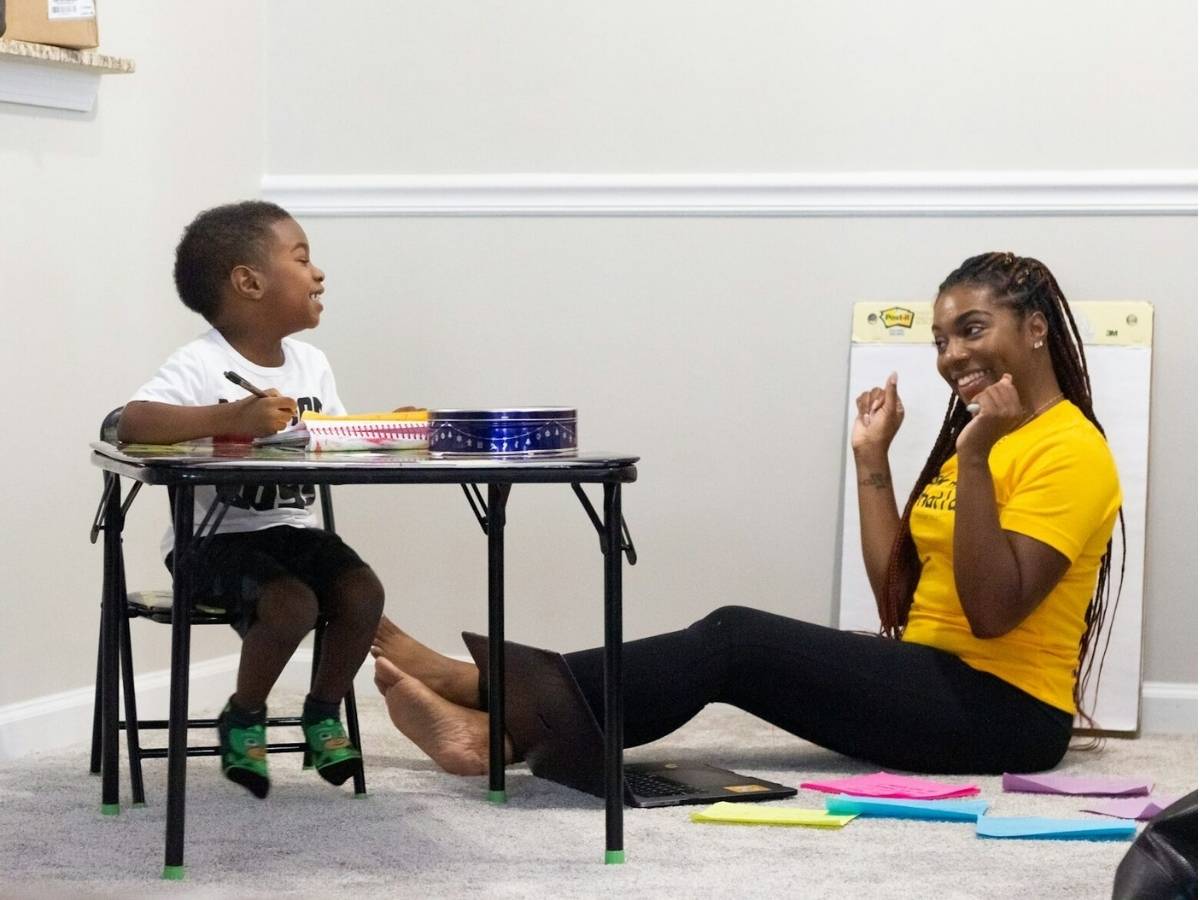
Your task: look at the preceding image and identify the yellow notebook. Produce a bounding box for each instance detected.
[690,802,856,828]
[301,410,430,451]
[254,410,431,451]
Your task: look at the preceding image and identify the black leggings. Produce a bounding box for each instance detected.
[563,606,1073,775]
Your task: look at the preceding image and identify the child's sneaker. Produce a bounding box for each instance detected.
[303,716,362,787]
[218,702,269,799]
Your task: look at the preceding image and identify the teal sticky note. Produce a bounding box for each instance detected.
[826,795,989,822]
[976,817,1136,841]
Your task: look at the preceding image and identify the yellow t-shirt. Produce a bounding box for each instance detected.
[901,400,1121,713]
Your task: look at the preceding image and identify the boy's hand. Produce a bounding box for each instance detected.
[230,390,298,437]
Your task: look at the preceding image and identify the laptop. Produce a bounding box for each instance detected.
[462,632,798,808]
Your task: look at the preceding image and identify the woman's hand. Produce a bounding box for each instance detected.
[955,374,1024,461]
[852,372,904,608]
[852,372,904,459]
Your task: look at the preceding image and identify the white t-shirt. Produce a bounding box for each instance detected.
[129,329,346,558]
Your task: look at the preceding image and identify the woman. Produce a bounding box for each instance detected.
[373,252,1123,776]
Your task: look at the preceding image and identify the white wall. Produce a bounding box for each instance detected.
[264,1,1194,173]
[278,215,1197,690]
[1,1,1194,726]
[0,1,262,705]
[259,0,1197,693]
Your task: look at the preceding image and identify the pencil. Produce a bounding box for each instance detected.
[224,370,269,398]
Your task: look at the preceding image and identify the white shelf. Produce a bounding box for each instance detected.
[0,38,133,112]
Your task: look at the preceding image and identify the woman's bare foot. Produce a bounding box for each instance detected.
[372,615,481,709]
[375,656,513,777]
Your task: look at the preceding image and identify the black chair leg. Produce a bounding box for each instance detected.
[119,612,146,806]
[89,621,103,775]
[302,622,325,769]
[344,684,366,796]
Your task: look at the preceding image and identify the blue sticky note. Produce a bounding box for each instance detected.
[826,795,989,822]
[976,816,1136,841]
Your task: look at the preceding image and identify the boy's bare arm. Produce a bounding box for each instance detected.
[117,395,298,444]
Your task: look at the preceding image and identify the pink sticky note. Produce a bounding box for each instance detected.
[800,771,979,800]
[1081,796,1177,820]
[1002,773,1152,797]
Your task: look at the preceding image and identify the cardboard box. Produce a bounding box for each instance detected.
[1,0,98,51]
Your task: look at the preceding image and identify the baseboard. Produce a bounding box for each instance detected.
[0,649,368,763]
[1141,681,1198,735]
[1,665,1193,761]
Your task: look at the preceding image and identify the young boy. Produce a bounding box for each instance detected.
[118,200,385,798]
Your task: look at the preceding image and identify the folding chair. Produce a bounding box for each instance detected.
[89,406,366,806]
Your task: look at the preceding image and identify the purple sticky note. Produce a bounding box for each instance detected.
[1002,772,1152,797]
[1081,796,1177,820]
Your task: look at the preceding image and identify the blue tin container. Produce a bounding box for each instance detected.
[428,408,577,457]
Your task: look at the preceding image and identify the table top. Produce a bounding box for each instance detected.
[90,441,639,486]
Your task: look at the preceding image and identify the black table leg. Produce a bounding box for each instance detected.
[486,483,510,804]
[162,485,194,881]
[100,474,122,816]
[602,482,625,863]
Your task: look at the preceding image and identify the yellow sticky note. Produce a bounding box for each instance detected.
[690,802,856,828]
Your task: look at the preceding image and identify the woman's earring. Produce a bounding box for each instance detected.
[1033,340,1044,349]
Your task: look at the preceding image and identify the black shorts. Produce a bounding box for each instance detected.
[166,525,369,636]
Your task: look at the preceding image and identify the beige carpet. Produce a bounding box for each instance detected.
[2,692,1194,899]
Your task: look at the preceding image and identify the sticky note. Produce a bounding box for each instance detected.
[800,771,979,799]
[826,795,989,822]
[691,802,856,828]
[976,816,1136,841]
[1002,772,1152,797]
[1081,796,1178,821]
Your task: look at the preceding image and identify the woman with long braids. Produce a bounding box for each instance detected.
[372,252,1123,776]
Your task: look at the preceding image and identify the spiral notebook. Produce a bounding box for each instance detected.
[254,410,430,451]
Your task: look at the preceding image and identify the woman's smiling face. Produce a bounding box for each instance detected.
[932,285,1042,404]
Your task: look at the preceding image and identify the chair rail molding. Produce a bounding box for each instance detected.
[262,169,1198,218]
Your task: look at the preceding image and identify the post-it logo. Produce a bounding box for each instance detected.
[879,306,915,329]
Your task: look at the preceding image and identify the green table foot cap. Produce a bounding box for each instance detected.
[132,802,146,808]
[605,850,626,865]
[353,792,368,799]
[100,803,120,816]
[487,789,507,804]
[162,865,186,881]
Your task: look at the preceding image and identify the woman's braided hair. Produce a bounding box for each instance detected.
[877,252,1125,723]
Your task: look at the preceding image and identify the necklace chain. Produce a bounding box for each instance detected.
[1016,392,1064,430]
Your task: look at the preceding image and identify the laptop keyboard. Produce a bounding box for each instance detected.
[624,770,694,798]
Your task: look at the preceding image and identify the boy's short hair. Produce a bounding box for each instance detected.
[173,200,293,322]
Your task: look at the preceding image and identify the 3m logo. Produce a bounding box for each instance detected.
[879,306,915,329]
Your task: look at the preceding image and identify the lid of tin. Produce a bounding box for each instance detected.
[429,407,576,421]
